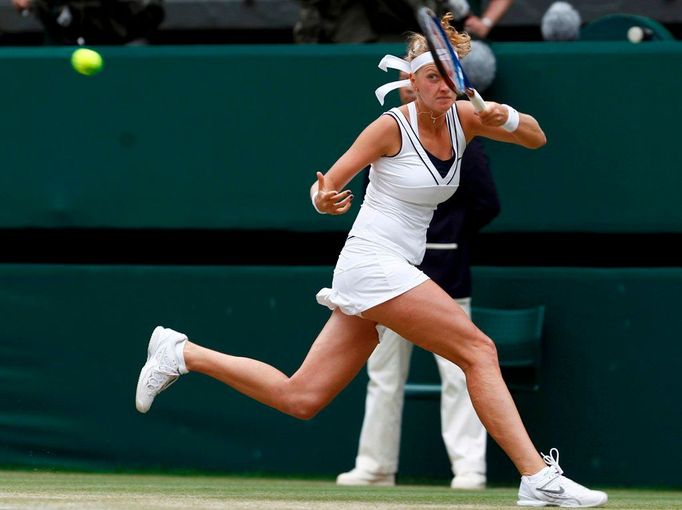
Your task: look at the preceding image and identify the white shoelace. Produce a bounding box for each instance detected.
[540,448,564,477]
[536,448,604,503]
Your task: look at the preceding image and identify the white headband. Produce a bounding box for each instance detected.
[374,52,438,105]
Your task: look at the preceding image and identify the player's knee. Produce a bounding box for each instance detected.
[281,388,326,421]
[288,398,324,421]
[292,407,319,421]
[467,332,499,369]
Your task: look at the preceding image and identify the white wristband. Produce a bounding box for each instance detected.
[481,16,494,28]
[501,104,520,132]
[311,190,326,214]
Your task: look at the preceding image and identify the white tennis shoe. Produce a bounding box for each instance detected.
[517,449,608,507]
[336,468,395,486]
[135,326,188,413]
[451,472,486,490]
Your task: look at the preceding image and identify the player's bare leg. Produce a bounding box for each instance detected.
[362,280,607,507]
[140,309,379,419]
[360,279,544,475]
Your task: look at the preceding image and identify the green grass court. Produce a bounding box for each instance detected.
[1,471,680,509]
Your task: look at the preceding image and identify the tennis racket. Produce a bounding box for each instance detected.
[416,7,487,112]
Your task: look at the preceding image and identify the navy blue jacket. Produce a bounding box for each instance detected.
[420,138,500,299]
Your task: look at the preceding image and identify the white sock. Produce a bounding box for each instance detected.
[176,339,189,374]
[527,466,552,482]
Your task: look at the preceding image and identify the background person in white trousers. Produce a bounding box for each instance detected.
[337,54,500,490]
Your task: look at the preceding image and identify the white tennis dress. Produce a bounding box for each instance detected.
[316,102,467,316]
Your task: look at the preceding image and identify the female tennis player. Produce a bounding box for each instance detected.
[136,13,607,508]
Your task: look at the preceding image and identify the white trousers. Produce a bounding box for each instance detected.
[354,298,487,477]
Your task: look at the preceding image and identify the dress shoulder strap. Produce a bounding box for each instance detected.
[407,101,419,138]
[449,103,467,154]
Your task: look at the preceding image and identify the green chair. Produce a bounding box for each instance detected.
[472,306,545,392]
[580,14,674,41]
[404,305,545,398]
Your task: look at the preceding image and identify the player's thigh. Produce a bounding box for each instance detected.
[361,280,496,371]
[289,309,379,400]
[368,326,413,377]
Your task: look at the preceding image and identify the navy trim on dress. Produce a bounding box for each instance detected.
[403,107,458,184]
[382,111,403,158]
[445,107,461,185]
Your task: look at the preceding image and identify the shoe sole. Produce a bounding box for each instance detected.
[135,360,155,413]
[336,480,395,487]
[517,493,608,508]
[336,475,395,487]
[135,327,166,413]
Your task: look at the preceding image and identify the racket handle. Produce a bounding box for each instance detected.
[467,88,487,112]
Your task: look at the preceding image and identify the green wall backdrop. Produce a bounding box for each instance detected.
[0,42,681,232]
[1,42,681,487]
[0,265,680,485]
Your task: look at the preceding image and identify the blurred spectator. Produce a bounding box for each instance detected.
[293,0,375,43]
[11,0,165,45]
[448,0,513,39]
[294,1,450,43]
[541,1,581,41]
[293,1,512,44]
[363,0,440,42]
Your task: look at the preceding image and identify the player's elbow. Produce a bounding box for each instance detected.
[536,131,548,148]
[280,385,328,420]
[287,399,324,421]
[525,131,547,149]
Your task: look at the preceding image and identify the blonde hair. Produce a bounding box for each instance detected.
[406,12,471,63]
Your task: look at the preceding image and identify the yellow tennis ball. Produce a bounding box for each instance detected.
[71,48,103,76]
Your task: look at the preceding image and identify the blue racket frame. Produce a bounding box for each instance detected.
[417,7,487,112]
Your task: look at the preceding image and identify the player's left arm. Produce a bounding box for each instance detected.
[458,100,547,149]
[310,114,398,215]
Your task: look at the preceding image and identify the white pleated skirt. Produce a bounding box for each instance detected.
[316,236,429,317]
